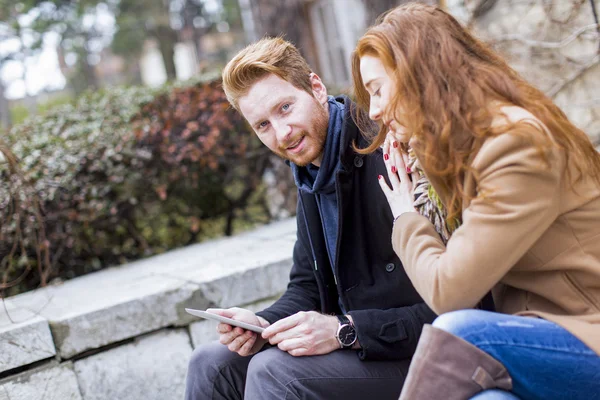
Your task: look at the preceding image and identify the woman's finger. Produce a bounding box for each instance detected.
[383,141,401,190]
[402,152,417,182]
[401,152,410,170]
[382,138,390,163]
[392,141,410,185]
[378,174,393,199]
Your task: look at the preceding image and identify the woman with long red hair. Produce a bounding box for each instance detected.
[352,3,600,400]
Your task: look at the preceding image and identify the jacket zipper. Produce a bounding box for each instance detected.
[298,192,321,277]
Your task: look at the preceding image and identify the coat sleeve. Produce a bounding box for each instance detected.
[391,132,564,315]
[256,202,321,324]
[348,302,437,360]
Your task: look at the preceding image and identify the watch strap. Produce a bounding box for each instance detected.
[337,314,351,326]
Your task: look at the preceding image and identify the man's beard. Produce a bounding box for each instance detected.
[277,102,329,167]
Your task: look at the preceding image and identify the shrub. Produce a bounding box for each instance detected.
[1,79,274,296]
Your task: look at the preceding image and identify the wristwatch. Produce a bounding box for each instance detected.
[336,315,357,349]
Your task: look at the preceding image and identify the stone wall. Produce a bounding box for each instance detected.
[0,219,296,400]
[448,0,600,144]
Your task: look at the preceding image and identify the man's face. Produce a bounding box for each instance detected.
[238,73,329,167]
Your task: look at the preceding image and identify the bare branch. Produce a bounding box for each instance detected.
[542,0,587,25]
[547,54,600,97]
[492,23,599,49]
[561,97,600,109]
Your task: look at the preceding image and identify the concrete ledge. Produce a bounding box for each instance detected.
[0,219,295,398]
[0,305,55,374]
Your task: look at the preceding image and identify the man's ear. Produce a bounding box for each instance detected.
[309,73,328,105]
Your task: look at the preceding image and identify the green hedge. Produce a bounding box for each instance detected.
[0,79,274,296]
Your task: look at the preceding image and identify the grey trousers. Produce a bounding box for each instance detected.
[185,341,410,400]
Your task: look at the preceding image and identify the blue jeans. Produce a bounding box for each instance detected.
[471,390,520,400]
[433,310,600,400]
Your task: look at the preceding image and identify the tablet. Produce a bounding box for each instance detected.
[185,308,265,334]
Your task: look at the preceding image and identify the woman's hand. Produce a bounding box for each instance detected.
[379,138,420,219]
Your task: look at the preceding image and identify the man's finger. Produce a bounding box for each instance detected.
[219,326,246,345]
[220,331,237,345]
[207,308,235,318]
[277,337,306,352]
[262,313,302,338]
[288,347,309,357]
[238,333,257,356]
[268,326,303,345]
[228,330,252,352]
[217,323,232,334]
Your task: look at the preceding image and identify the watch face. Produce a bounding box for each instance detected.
[339,324,357,346]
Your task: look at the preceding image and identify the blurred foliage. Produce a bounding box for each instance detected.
[10,94,75,125]
[9,105,29,126]
[37,94,75,114]
[1,78,273,296]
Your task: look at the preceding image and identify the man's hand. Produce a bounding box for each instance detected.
[208,307,270,357]
[261,311,339,357]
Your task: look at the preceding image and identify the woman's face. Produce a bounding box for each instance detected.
[359,55,411,144]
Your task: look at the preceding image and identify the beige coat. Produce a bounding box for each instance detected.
[392,107,600,355]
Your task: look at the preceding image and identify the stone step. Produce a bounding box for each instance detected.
[0,303,55,374]
[0,362,82,400]
[73,329,192,400]
[1,218,295,361]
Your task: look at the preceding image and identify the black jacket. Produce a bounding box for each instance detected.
[257,96,436,361]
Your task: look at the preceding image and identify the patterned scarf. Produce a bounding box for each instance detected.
[406,148,459,244]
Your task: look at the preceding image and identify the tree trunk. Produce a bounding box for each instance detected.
[0,80,11,129]
[362,0,440,25]
[81,32,99,90]
[82,57,99,91]
[155,26,178,81]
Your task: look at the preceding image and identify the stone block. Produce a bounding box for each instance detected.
[0,305,55,373]
[74,329,192,400]
[0,362,82,400]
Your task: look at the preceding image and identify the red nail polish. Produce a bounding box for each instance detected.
[406,167,412,174]
[384,154,389,161]
[378,175,383,180]
[391,166,397,173]
[393,141,398,148]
